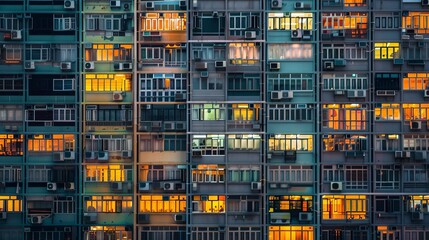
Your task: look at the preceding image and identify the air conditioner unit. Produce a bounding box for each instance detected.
[284,150,297,161]
[85,151,97,160]
[271,0,282,9]
[393,58,404,65]
[146,1,154,9]
[299,212,313,222]
[24,61,35,70]
[394,151,403,159]
[31,216,43,224]
[251,182,261,191]
[376,90,396,96]
[245,31,256,39]
[302,30,312,40]
[415,34,424,40]
[111,182,123,190]
[414,151,427,161]
[279,183,289,188]
[1,212,6,220]
[424,90,429,97]
[64,151,75,160]
[47,182,57,191]
[269,183,277,188]
[179,0,186,8]
[334,59,347,66]
[64,182,75,191]
[162,182,175,190]
[270,212,291,225]
[84,62,95,70]
[402,34,410,40]
[110,0,121,8]
[195,62,207,70]
[347,90,366,98]
[330,182,343,191]
[323,61,334,70]
[174,214,186,223]
[122,151,132,158]
[271,91,282,100]
[423,0,429,6]
[53,152,64,161]
[139,182,150,191]
[112,91,124,101]
[175,93,186,101]
[60,62,71,70]
[215,61,226,68]
[291,29,302,39]
[410,121,422,130]
[84,212,98,223]
[282,90,293,99]
[98,151,109,161]
[114,62,132,71]
[64,0,75,9]
[270,62,280,70]
[11,30,22,40]
[164,122,175,130]
[192,150,202,157]
[334,90,345,95]
[412,212,424,220]
[294,2,304,9]
[176,122,186,130]
[200,71,209,78]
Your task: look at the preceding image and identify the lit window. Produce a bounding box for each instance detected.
[85,44,132,62]
[322,135,367,152]
[344,0,366,7]
[192,135,225,155]
[322,13,368,30]
[191,104,225,121]
[27,134,74,152]
[85,74,132,92]
[227,134,261,151]
[402,12,429,34]
[85,196,132,213]
[139,195,186,213]
[374,42,400,59]
[322,195,367,220]
[228,104,260,121]
[268,43,312,60]
[192,165,225,183]
[375,103,401,121]
[141,12,187,31]
[403,73,429,90]
[228,43,260,65]
[374,134,400,151]
[268,196,313,212]
[0,196,22,212]
[403,103,429,121]
[322,104,367,130]
[268,12,313,31]
[192,195,225,213]
[268,134,313,151]
[269,226,314,240]
[85,165,130,182]
[407,195,429,212]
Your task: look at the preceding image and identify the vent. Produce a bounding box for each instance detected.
[84,62,95,70]
[271,0,282,9]
[245,31,256,39]
[112,91,124,101]
[47,182,57,191]
[64,0,75,9]
[270,62,280,70]
[330,182,343,191]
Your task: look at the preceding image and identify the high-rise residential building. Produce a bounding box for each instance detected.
[0,0,428,239]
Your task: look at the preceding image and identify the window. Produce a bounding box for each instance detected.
[403,104,429,121]
[53,79,74,91]
[404,165,429,184]
[268,166,313,184]
[406,195,429,212]
[192,135,225,155]
[85,73,131,92]
[268,196,313,212]
[192,44,226,61]
[0,14,22,31]
[86,105,132,124]
[85,134,132,152]
[403,134,429,151]
[228,43,260,65]
[0,166,21,183]
[229,12,260,35]
[404,229,429,240]
[268,43,312,60]
[322,195,367,220]
[268,12,313,31]
[227,134,261,151]
[193,12,226,36]
[0,75,23,93]
[85,44,132,62]
[269,226,314,240]
[139,165,185,182]
[54,44,77,62]
[140,104,186,122]
[193,72,224,90]
[227,196,260,213]
[192,195,225,213]
[25,44,50,61]
[28,134,75,152]
[141,12,186,31]
[139,134,186,152]
[402,12,429,34]
[27,165,50,182]
[0,105,23,121]
[268,134,313,151]
[85,227,131,240]
[322,104,367,131]
[322,12,368,30]
[228,104,260,121]
[85,14,123,31]
[0,134,23,156]
[269,104,313,121]
[374,134,400,151]
[374,42,400,59]
[3,44,22,62]
[375,165,400,190]
[139,195,186,213]
[192,165,225,183]
[323,165,368,190]
[322,73,368,90]
[322,43,367,60]
[53,197,75,214]
[375,14,400,29]
[140,226,186,240]
[191,227,225,240]
[375,196,401,213]
[228,165,260,182]
[322,135,367,152]
[375,73,400,91]
[192,104,225,121]
[0,196,21,212]
[268,73,313,92]
[228,227,261,240]
[139,73,186,102]
[403,73,429,90]
[344,0,366,6]
[53,108,76,122]
[375,103,401,121]
[85,196,132,213]
[227,73,260,92]
[53,15,75,31]
[141,44,187,67]
[85,165,131,182]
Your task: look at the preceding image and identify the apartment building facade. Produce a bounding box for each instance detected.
[0,0,428,239]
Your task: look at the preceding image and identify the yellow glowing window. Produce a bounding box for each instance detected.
[268,12,313,30]
[192,165,225,183]
[344,0,366,6]
[0,195,22,212]
[402,12,429,34]
[0,134,23,156]
[231,103,260,121]
[403,73,429,90]
[322,195,367,220]
[374,42,400,59]
[228,43,260,65]
[268,195,313,212]
[85,44,132,62]
[322,13,368,30]
[375,103,401,121]
[139,195,186,213]
[192,195,225,213]
[28,134,74,152]
[85,196,132,213]
[403,103,429,121]
[141,12,187,31]
[85,73,131,92]
[268,134,313,151]
[322,104,367,130]
[85,165,126,182]
[269,226,314,240]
